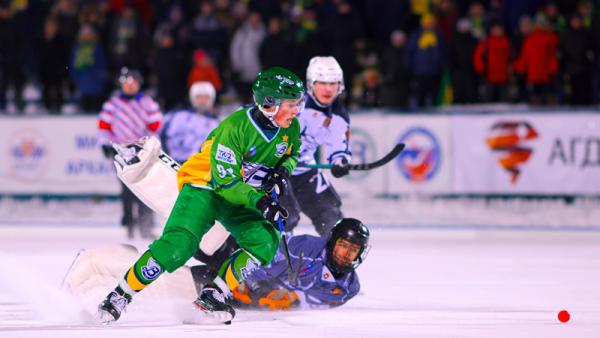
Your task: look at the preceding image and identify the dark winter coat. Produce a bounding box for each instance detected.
[38,35,70,85]
[405,29,445,77]
[559,28,595,75]
[259,32,292,70]
[70,42,108,95]
[380,45,410,107]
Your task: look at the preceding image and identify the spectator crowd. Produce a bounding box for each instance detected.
[1,0,600,114]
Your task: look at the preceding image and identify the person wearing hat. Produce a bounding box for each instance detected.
[98,67,163,239]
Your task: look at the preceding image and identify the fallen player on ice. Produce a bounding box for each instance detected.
[62,218,370,314]
[192,218,370,311]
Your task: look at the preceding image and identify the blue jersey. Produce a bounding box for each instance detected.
[158,109,219,163]
[243,235,360,308]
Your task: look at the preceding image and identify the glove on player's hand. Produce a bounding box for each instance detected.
[331,158,350,178]
[258,289,300,311]
[263,167,289,196]
[256,195,288,227]
[232,283,299,311]
[102,144,117,159]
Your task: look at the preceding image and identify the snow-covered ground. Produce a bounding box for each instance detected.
[1,224,599,338]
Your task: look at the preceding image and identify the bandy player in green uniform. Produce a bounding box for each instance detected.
[97,67,305,324]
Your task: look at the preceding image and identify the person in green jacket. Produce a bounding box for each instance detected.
[97,67,305,324]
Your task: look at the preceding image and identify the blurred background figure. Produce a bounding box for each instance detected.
[405,14,445,109]
[512,15,534,103]
[0,2,26,113]
[559,14,595,105]
[38,16,69,113]
[189,0,228,74]
[230,11,265,104]
[474,22,511,102]
[380,30,410,108]
[153,26,187,111]
[108,4,149,77]
[450,19,478,104]
[513,15,559,105]
[188,49,223,95]
[98,67,162,239]
[259,17,292,70]
[159,81,219,165]
[70,24,107,113]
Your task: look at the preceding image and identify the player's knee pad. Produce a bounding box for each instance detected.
[149,228,199,272]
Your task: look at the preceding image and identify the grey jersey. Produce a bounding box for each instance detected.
[158,108,219,163]
[294,94,351,175]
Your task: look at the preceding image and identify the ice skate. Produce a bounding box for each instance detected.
[193,286,236,324]
[96,290,131,323]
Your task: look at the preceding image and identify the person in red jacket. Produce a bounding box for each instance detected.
[513,16,559,105]
[473,22,511,102]
[187,49,223,92]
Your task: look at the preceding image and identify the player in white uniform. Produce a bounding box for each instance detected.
[281,56,351,236]
[158,82,219,164]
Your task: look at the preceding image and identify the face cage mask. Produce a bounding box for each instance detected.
[258,94,306,127]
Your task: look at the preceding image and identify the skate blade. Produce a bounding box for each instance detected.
[178,303,233,325]
[94,309,118,325]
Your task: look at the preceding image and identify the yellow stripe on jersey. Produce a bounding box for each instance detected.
[177,138,214,190]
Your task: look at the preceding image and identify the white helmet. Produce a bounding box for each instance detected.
[306,56,345,95]
[189,81,216,109]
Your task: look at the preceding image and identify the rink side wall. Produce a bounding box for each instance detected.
[1,109,600,228]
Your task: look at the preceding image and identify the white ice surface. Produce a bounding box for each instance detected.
[1,225,599,338]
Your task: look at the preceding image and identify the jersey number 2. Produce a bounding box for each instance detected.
[310,171,330,194]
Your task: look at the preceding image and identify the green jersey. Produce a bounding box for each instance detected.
[177,106,301,208]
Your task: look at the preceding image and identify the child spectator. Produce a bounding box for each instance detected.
[473,22,511,102]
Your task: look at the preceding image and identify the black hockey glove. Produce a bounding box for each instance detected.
[256,195,289,227]
[263,167,289,196]
[331,158,350,178]
[102,144,117,159]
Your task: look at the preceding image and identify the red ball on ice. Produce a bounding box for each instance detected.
[558,310,570,323]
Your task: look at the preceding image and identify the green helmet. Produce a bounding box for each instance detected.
[252,67,305,107]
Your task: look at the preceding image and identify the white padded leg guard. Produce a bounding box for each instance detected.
[61,244,198,309]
